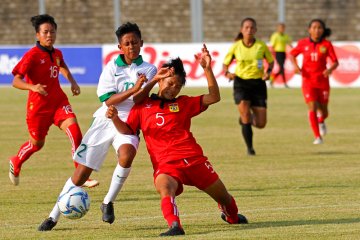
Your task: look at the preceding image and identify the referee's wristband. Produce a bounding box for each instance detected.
[266,68,273,75]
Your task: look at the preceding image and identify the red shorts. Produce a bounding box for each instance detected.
[302,86,330,104]
[26,101,76,140]
[154,157,219,196]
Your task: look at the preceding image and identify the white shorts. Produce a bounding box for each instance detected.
[73,116,139,171]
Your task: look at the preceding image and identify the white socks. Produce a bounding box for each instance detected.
[49,177,76,222]
[103,164,131,204]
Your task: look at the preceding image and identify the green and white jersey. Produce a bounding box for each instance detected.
[93,54,157,120]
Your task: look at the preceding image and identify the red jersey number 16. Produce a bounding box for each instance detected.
[50,66,59,78]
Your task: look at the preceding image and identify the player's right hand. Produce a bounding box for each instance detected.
[106,105,118,119]
[132,73,147,93]
[153,67,174,82]
[31,84,48,96]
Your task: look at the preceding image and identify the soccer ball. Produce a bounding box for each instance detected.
[57,186,90,219]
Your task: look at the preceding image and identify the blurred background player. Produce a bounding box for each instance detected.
[37,22,165,231]
[106,44,248,236]
[223,17,274,156]
[8,14,98,188]
[269,22,292,88]
[289,19,338,144]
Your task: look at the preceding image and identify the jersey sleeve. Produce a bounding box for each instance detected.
[327,42,338,62]
[290,40,303,57]
[142,64,157,89]
[97,61,116,102]
[223,42,237,66]
[57,49,65,66]
[270,33,276,47]
[146,65,157,81]
[263,43,274,63]
[181,95,208,118]
[126,104,141,133]
[12,51,33,78]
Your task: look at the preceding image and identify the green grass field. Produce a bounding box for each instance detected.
[0,86,359,240]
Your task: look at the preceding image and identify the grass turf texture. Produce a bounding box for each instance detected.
[0,86,359,239]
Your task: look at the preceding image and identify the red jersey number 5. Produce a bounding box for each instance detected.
[156,113,165,126]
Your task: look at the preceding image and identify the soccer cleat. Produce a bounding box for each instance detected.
[247,148,256,156]
[38,217,57,231]
[82,179,99,188]
[9,158,20,186]
[313,137,323,145]
[319,123,327,136]
[159,221,185,236]
[100,202,115,224]
[221,212,248,224]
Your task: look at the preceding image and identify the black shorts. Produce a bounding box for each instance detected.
[233,77,267,107]
[275,52,286,67]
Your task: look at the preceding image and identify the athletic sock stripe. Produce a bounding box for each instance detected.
[18,141,33,159]
[65,128,76,154]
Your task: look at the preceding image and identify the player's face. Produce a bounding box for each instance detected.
[158,75,183,100]
[277,24,285,33]
[240,20,257,40]
[118,33,143,65]
[308,21,324,41]
[36,23,56,50]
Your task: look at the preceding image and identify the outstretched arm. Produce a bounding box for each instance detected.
[195,44,220,107]
[105,74,147,106]
[106,105,134,135]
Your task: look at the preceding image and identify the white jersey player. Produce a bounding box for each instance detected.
[38,22,169,231]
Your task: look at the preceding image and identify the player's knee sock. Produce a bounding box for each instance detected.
[103,164,131,204]
[317,113,328,123]
[49,177,76,221]
[241,123,253,150]
[308,111,320,138]
[161,196,181,228]
[12,141,41,172]
[219,196,239,224]
[65,123,82,168]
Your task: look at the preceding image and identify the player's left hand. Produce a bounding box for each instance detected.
[323,69,332,77]
[262,72,270,81]
[71,83,81,96]
[195,43,211,69]
[106,105,118,119]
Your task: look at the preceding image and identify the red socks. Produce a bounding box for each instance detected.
[161,196,181,228]
[219,196,239,224]
[308,111,320,138]
[12,141,41,172]
[65,123,82,168]
[65,123,82,155]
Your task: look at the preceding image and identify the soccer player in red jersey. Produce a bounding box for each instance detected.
[8,14,98,187]
[289,19,339,144]
[106,44,248,236]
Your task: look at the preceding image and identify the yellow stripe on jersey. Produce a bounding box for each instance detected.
[224,39,274,80]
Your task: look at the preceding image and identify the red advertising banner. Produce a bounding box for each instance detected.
[103,42,360,87]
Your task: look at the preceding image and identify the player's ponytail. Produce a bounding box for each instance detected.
[323,27,332,38]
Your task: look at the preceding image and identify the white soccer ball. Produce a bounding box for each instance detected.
[57,186,90,219]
